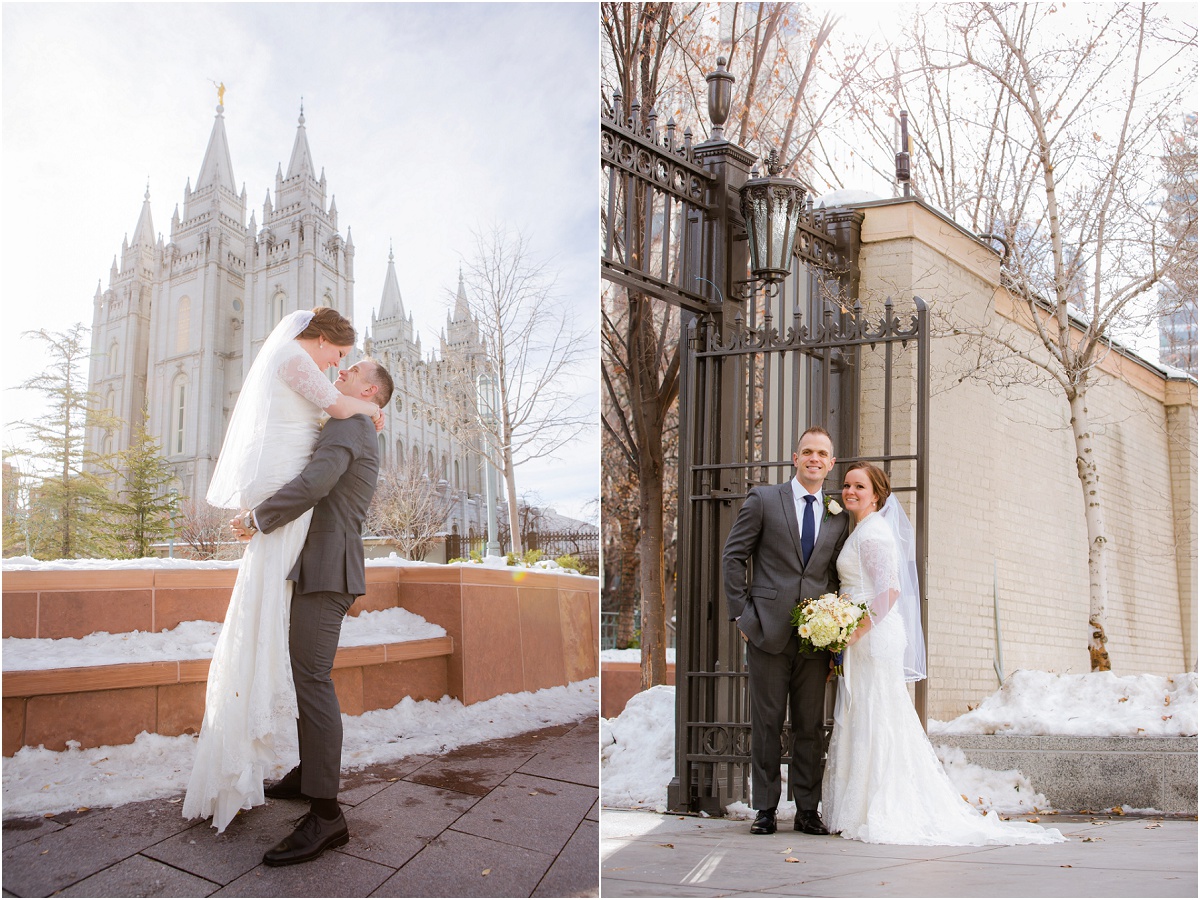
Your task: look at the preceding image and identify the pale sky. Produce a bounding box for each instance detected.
[2,2,599,522]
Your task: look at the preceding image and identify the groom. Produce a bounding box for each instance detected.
[231,358,394,866]
[722,426,850,836]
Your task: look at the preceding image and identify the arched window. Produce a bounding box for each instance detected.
[441,453,449,480]
[377,432,386,463]
[171,375,187,455]
[454,459,461,490]
[427,449,434,475]
[397,439,404,463]
[109,340,119,376]
[175,297,191,353]
[273,289,287,325]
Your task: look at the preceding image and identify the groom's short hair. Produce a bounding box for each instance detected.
[797,426,832,451]
[361,358,394,407]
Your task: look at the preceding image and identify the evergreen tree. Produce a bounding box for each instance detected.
[103,417,179,558]
[15,324,117,559]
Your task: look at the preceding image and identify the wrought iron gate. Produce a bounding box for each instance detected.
[601,59,930,816]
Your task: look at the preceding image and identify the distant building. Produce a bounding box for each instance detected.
[84,101,497,535]
[1158,113,1197,377]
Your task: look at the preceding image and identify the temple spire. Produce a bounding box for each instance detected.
[285,101,314,179]
[377,241,405,320]
[196,101,236,193]
[131,183,155,247]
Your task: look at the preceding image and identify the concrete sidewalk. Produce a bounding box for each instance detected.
[2,717,599,898]
[601,807,1197,898]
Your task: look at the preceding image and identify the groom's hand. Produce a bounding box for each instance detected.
[230,511,254,542]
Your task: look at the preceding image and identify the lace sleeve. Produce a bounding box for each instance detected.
[277,343,340,410]
[859,528,900,620]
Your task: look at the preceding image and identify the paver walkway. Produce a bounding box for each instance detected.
[2,717,599,898]
[601,807,1197,898]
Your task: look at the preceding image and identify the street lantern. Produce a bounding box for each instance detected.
[739,148,806,284]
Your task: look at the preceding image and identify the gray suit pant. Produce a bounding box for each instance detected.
[290,589,355,800]
[746,632,828,812]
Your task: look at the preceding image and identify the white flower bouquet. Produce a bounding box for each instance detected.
[790,592,866,675]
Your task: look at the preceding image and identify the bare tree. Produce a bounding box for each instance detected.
[449,225,595,555]
[176,498,242,560]
[366,455,458,561]
[865,3,1196,670]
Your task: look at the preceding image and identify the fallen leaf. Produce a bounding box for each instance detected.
[1082,837,1102,842]
[780,848,793,854]
[784,857,800,863]
[76,807,89,813]
[1026,817,1039,823]
[1061,864,1073,868]
[1164,695,1171,706]
[1117,696,1128,702]
[1162,715,1173,722]
[387,778,399,783]
[481,868,491,876]
[1144,823,1162,829]
[40,850,49,855]
[529,792,539,796]
[960,794,969,802]
[1112,806,1124,816]
[43,813,55,819]
[657,843,674,849]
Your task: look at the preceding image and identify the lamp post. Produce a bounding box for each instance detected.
[739,148,806,284]
[475,372,502,558]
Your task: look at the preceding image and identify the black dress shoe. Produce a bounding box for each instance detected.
[794,809,830,835]
[750,808,777,835]
[264,766,307,800]
[263,809,349,866]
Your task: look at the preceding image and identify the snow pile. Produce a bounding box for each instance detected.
[600,685,676,811]
[2,555,240,571]
[2,607,447,672]
[2,678,597,820]
[934,744,1051,814]
[930,671,1197,737]
[600,648,677,664]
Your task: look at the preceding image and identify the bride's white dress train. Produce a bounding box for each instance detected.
[182,341,330,833]
[821,513,1063,846]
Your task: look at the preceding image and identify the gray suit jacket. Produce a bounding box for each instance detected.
[254,414,380,598]
[722,482,850,655]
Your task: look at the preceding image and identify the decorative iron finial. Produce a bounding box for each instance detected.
[706,57,735,139]
[765,148,783,177]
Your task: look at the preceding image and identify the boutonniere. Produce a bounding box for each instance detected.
[824,496,842,519]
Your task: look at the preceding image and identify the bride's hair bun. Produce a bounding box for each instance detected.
[297,307,356,346]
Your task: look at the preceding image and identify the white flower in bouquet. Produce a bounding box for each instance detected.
[790,592,866,668]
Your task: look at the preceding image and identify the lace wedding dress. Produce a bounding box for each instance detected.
[182,337,340,833]
[821,512,1064,845]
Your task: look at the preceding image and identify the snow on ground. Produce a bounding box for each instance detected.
[2,553,596,575]
[601,671,1198,819]
[1,678,598,820]
[929,671,1197,737]
[600,648,676,664]
[2,607,447,672]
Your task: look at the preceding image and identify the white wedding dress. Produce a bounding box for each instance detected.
[182,338,340,833]
[821,512,1064,845]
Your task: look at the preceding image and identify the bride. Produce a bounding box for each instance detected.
[821,462,1064,845]
[182,308,384,833]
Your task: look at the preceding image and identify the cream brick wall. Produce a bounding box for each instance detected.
[855,199,1197,721]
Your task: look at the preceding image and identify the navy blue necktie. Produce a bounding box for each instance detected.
[801,494,816,565]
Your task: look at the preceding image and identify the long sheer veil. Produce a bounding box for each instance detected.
[206,310,315,510]
[878,494,926,681]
